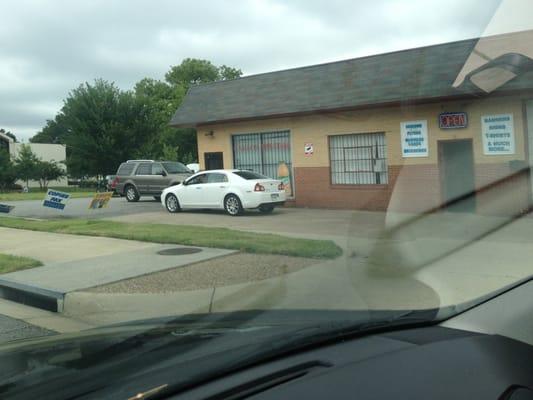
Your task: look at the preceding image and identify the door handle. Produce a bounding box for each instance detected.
[196,187,202,189]
[219,186,227,188]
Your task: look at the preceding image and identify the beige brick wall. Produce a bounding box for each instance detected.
[197,95,527,170]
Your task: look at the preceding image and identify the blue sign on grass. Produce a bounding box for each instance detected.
[42,189,71,211]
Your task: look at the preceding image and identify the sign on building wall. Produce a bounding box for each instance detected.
[42,189,71,211]
[400,120,429,157]
[481,114,515,155]
[439,112,468,129]
[304,143,314,156]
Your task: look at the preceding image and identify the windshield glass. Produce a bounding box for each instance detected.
[0,0,532,396]
[233,170,270,180]
[161,161,190,174]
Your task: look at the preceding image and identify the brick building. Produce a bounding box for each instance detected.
[170,31,533,215]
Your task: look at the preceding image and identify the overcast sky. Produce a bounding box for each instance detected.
[0,0,527,140]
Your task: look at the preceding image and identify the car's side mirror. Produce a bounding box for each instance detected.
[182,179,189,186]
[161,170,167,177]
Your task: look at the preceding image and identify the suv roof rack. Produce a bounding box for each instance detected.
[126,159,154,163]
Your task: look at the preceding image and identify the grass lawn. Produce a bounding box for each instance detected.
[0,253,42,274]
[0,187,96,201]
[0,217,343,259]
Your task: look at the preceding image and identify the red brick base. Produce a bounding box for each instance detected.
[292,164,531,216]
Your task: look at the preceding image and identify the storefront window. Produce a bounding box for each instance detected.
[329,132,388,185]
[232,130,292,182]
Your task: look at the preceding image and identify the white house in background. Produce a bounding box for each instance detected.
[0,131,68,188]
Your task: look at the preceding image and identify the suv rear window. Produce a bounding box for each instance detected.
[233,171,270,180]
[117,163,135,176]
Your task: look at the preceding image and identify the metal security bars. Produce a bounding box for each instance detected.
[329,132,388,185]
[232,130,292,181]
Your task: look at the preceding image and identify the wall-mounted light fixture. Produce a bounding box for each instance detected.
[205,130,214,138]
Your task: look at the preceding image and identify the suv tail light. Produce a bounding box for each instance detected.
[278,183,284,191]
[254,183,265,192]
[111,177,119,188]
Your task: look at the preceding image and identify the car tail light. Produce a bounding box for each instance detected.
[278,183,284,191]
[111,177,119,188]
[254,183,265,192]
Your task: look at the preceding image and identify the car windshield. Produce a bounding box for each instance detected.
[161,161,190,174]
[0,0,532,396]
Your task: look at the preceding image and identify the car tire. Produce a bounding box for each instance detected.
[224,194,243,216]
[165,194,181,213]
[124,185,140,202]
[153,196,161,202]
[259,205,275,214]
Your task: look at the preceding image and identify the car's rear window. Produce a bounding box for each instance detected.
[117,163,134,175]
[162,162,190,174]
[233,171,270,180]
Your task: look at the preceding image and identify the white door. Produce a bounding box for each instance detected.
[179,174,208,208]
[203,172,229,208]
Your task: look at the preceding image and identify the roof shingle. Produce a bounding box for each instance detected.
[170,37,533,127]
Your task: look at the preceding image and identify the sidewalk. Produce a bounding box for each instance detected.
[0,227,235,315]
[0,209,532,330]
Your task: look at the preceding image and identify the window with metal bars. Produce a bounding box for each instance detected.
[329,132,388,185]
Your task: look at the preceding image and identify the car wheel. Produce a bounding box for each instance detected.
[259,205,274,214]
[125,185,140,202]
[224,194,243,216]
[165,194,181,213]
[153,196,161,202]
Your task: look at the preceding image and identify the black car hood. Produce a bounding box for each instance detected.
[0,309,438,400]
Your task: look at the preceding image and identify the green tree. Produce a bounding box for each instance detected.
[35,160,66,189]
[165,58,243,87]
[13,144,40,188]
[165,58,220,86]
[218,65,243,80]
[141,58,243,163]
[0,129,17,142]
[30,115,69,144]
[0,151,17,190]
[61,79,160,177]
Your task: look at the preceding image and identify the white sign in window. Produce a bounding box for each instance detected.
[400,120,428,157]
[481,114,515,155]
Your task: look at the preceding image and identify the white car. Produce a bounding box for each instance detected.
[161,169,287,216]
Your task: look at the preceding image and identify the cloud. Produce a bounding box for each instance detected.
[0,0,501,140]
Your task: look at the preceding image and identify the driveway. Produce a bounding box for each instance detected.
[106,207,388,249]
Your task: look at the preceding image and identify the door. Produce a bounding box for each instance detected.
[179,173,208,207]
[203,172,229,207]
[439,140,476,212]
[134,163,153,193]
[204,152,224,170]
[150,162,171,193]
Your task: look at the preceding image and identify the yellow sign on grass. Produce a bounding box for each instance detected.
[88,192,113,209]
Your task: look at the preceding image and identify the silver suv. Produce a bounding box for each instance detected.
[115,160,193,202]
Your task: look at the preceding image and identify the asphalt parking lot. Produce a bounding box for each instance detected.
[3,196,162,220]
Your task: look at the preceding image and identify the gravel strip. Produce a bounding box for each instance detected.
[0,315,55,344]
[85,253,319,293]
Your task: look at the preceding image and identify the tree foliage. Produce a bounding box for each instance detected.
[30,58,243,177]
[0,151,17,190]
[14,144,40,188]
[35,160,66,189]
[0,128,17,142]
[30,115,68,144]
